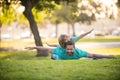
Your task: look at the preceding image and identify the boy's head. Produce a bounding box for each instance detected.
[58,34,70,48]
[66,41,75,56]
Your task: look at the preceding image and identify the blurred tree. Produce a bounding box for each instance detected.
[0,20,2,41]
[50,4,65,38]
[1,0,44,56]
[0,0,18,25]
[117,0,120,7]
[64,3,79,36]
[0,0,74,56]
[51,1,79,36]
[77,0,96,25]
[20,0,45,56]
[47,0,76,37]
[0,0,57,56]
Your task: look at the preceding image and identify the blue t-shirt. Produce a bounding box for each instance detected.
[57,36,80,48]
[52,47,88,60]
[71,36,80,43]
[52,36,83,60]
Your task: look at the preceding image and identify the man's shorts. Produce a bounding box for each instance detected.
[51,54,59,60]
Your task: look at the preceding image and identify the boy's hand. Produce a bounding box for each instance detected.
[46,42,49,46]
[88,29,94,33]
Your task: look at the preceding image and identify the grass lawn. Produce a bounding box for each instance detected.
[0,36,120,80]
[0,59,120,80]
[0,48,120,60]
[0,50,120,80]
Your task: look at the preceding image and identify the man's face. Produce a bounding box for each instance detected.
[66,45,74,56]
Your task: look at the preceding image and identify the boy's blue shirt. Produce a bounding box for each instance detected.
[71,36,80,43]
[57,36,80,48]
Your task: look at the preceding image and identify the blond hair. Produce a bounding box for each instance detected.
[58,34,68,48]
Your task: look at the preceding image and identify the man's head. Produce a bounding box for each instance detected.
[66,41,75,56]
[58,34,70,48]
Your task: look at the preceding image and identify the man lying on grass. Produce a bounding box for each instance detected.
[25,41,115,60]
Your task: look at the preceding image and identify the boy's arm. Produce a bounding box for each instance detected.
[71,29,94,43]
[88,53,115,59]
[79,29,94,39]
[46,42,57,47]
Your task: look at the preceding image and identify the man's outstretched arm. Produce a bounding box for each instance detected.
[88,53,115,59]
[25,46,54,53]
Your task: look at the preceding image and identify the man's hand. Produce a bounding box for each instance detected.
[107,55,116,58]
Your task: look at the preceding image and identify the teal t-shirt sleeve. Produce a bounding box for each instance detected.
[77,48,88,57]
[71,36,80,43]
[57,45,60,47]
[52,48,60,60]
[52,48,58,55]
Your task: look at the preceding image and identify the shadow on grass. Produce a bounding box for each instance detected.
[0,50,51,60]
[0,48,17,52]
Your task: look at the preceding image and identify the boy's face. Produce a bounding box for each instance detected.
[67,36,71,41]
[63,36,70,42]
[66,45,74,56]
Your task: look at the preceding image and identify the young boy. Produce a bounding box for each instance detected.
[47,29,94,58]
[46,29,94,48]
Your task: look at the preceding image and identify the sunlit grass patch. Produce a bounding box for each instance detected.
[77,37,120,43]
[0,53,7,57]
[0,39,35,49]
[0,51,51,60]
[0,48,120,60]
[83,48,120,55]
[1,36,120,49]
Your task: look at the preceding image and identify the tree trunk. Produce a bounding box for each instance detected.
[0,21,2,41]
[71,23,76,36]
[67,23,70,35]
[55,22,58,38]
[21,0,48,56]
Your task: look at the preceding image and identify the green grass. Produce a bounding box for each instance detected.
[0,49,120,80]
[0,59,120,80]
[0,36,120,80]
[0,51,51,60]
